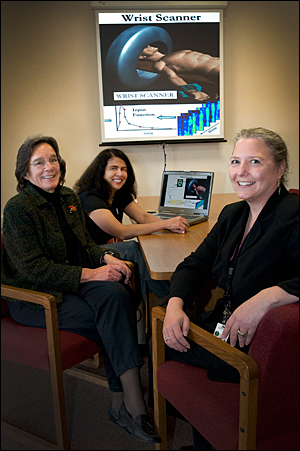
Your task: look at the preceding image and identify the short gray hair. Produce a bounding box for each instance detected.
[232,127,289,185]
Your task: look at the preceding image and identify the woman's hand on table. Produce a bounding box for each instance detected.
[162,217,189,234]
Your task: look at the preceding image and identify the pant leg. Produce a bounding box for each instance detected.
[192,427,214,450]
[77,281,145,381]
[102,241,170,301]
[149,336,212,370]
[7,295,100,342]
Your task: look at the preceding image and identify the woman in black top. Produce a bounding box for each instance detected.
[74,148,189,303]
[161,127,299,449]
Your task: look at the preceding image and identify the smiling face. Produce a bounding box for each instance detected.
[229,138,285,208]
[103,156,128,194]
[24,142,61,193]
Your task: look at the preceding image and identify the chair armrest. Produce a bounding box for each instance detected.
[152,306,258,382]
[152,305,259,450]
[1,284,56,311]
[1,283,63,376]
[124,261,134,271]
[1,284,69,448]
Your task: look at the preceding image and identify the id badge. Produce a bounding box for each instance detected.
[213,322,229,342]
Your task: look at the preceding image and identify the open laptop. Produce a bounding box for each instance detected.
[152,170,214,225]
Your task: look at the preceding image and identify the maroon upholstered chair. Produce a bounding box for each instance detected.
[152,303,299,450]
[106,237,123,243]
[1,233,135,449]
[288,188,299,195]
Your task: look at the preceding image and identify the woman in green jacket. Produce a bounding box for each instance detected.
[1,135,160,444]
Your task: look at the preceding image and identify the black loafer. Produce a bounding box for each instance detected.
[108,403,161,443]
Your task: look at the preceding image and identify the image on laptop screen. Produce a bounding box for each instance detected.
[157,171,214,221]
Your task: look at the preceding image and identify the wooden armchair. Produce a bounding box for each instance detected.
[1,231,136,449]
[152,303,299,450]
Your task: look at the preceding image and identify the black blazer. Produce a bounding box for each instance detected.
[167,185,299,314]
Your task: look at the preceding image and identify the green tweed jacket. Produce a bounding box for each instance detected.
[1,183,117,305]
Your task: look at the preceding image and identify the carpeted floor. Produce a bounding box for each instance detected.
[1,294,193,450]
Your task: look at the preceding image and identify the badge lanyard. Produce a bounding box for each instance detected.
[213,241,244,341]
[221,242,243,325]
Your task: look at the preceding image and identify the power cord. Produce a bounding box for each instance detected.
[159,142,168,172]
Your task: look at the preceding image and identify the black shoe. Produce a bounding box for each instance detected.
[108,403,161,443]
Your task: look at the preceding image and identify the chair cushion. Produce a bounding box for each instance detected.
[1,316,101,371]
[157,361,240,450]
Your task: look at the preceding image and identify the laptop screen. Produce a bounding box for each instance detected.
[159,171,214,215]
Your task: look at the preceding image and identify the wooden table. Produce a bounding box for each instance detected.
[137,193,240,280]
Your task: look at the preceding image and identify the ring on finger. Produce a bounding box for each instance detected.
[237,329,247,338]
[165,337,170,341]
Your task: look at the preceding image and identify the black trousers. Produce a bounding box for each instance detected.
[8,280,145,392]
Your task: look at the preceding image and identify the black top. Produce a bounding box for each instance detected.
[29,182,91,267]
[166,186,299,315]
[79,189,134,244]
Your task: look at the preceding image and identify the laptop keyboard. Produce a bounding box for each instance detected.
[157,213,203,220]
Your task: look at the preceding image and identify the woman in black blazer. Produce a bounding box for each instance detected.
[161,127,299,449]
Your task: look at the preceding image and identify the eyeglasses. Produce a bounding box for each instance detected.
[28,157,60,168]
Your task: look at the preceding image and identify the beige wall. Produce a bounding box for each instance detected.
[1,1,299,220]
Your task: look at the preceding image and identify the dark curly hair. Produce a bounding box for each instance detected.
[74,148,137,200]
[15,135,66,192]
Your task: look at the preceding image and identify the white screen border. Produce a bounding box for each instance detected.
[95,9,224,145]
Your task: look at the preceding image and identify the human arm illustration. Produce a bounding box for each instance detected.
[152,60,210,101]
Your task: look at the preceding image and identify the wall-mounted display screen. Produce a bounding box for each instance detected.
[95,10,224,144]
